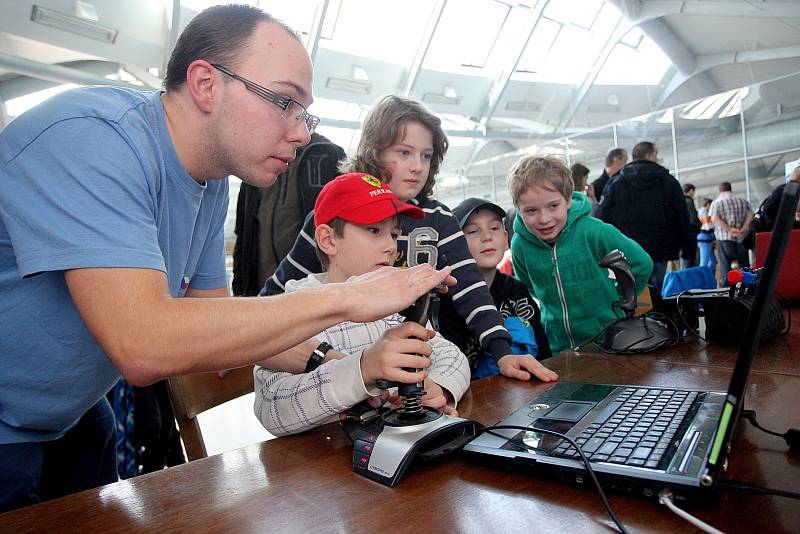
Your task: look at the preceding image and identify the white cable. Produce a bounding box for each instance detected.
[658,489,726,534]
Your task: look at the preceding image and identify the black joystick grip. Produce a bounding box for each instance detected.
[598,249,637,317]
[374,291,433,393]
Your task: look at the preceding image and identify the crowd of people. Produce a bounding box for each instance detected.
[1,4,797,512]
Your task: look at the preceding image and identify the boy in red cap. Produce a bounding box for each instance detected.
[254,173,470,436]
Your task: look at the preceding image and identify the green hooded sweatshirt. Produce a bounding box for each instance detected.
[511,192,653,354]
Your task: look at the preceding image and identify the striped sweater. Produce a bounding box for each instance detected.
[261,197,513,360]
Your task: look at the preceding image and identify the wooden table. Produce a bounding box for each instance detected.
[2,340,799,533]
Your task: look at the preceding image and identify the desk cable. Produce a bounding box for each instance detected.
[740,409,800,452]
[481,424,629,534]
[657,489,725,534]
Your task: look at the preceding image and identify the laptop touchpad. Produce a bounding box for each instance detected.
[545,401,594,422]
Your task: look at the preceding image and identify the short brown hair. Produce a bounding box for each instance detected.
[164,5,299,92]
[632,141,656,161]
[605,148,627,167]
[341,95,448,202]
[315,218,348,270]
[508,156,574,207]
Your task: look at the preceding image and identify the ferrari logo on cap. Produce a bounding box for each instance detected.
[362,175,381,188]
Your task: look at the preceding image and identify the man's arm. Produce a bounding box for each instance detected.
[711,214,732,234]
[65,264,452,386]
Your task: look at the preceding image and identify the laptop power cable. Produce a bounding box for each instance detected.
[740,409,800,451]
[481,425,629,534]
[658,489,725,534]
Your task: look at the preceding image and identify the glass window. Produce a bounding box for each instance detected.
[674,91,746,170]
[260,0,319,38]
[423,0,510,72]
[515,18,561,74]
[318,0,435,65]
[594,36,671,86]
[515,3,620,85]
[544,0,604,29]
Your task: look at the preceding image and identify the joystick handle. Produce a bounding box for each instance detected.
[375,291,435,393]
[598,249,637,318]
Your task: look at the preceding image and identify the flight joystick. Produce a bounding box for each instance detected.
[595,250,675,354]
[598,249,638,317]
[376,290,443,427]
[341,289,481,486]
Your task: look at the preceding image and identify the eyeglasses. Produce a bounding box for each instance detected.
[212,64,319,135]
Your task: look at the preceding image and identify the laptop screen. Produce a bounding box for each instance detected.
[707,181,800,470]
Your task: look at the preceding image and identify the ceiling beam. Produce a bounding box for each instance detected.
[654,43,800,108]
[121,64,162,89]
[319,116,536,139]
[162,0,181,76]
[0,53,140,90]
[306,0,330,63]
[478,0,550,128]
[402,0,447,96]
[563,0,700,130]
[639,0,800,19]
[558,16,630,131]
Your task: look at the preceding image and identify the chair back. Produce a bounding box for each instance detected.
[167,366,254,461]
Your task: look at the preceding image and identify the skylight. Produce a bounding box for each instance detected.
[594,35,672,86]
[515,2,621,85]
[423,0,511,72]
[317,0,435,65]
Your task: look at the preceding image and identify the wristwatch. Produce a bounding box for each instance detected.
[304,341,333,373]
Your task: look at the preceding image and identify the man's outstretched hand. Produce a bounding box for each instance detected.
[344,264,455,324]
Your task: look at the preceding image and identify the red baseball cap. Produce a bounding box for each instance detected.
[314,173,425,226]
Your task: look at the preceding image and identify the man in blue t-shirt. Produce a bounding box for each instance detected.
[0,5,452,512]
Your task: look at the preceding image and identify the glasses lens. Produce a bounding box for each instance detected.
[306,114,320,135]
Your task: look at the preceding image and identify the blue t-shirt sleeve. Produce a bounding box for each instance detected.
[0,117,165,278]
[188,180,229,291]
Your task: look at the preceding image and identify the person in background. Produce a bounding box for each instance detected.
[596,141,694,295]
[509,156,653,354]
[254,173,470,436]
[591,147,627,201]
[438,198,552,380]
[760,166,800,231]
[697,197,717,275]
[710,181,752,285]
[570,163,597,215]
[682,183,701,268]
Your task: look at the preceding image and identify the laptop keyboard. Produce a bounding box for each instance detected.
[550,388,698,469]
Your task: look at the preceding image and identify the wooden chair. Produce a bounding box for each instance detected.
[167,365,255,461]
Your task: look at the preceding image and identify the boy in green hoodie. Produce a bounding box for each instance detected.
[509,156,653,354]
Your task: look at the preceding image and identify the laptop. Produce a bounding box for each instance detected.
[464,181,800,499]
[754,228,800,300]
